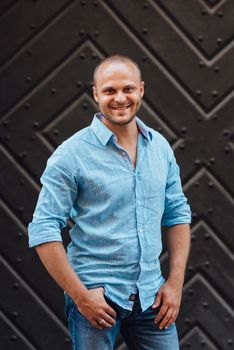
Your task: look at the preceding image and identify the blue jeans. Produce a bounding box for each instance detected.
[64,293,180,350]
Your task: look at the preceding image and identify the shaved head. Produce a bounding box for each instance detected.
[93,55,142,86]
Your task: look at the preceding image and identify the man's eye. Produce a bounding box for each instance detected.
[124,87,133,92]
[106,89,114,94]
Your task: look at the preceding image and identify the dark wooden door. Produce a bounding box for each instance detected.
[0,1,233,349]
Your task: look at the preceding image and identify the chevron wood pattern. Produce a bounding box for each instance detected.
[0,1,233,349]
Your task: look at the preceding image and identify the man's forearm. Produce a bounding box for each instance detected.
[35,241,88,304]
[165,223,191,286]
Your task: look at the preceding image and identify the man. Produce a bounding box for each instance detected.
[28,55,191,350]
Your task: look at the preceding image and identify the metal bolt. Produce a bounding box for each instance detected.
[188,289,194,296]
[179,143,185,150]
[11,334,17,341]
[13,282,20,289]
[194,159,201,165]
[53,129,59,136]
[212,90,218,97]
[223,129,230,137]
[198,35,203,42]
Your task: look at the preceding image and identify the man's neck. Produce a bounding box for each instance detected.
[102,117,139,147]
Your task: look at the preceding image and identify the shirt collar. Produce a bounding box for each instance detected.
[91,112,152,146]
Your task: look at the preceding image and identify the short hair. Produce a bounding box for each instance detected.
[93,55,142,86]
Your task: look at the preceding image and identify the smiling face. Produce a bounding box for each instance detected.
[93,60,144,128]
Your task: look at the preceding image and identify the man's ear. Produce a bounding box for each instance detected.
[140,81,145,98]
[93,86,99,103]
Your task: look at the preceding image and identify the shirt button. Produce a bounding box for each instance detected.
[138,200,141,205]
[139,229,143,233]
[122,151,126,156]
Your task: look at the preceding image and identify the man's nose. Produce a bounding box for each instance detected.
[114,92,126,103]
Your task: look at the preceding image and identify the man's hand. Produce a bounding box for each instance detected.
[151,280,182,329]
[76,287,117,329]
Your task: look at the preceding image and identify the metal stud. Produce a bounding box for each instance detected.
[204,233,210,240]
[11,335,17,341]
[208,181,214,188]
[53,129,59,136]
[198,35,204,42]
[142,28,148,34]
[26,76,32,83]
[212,90,218,97]
[223,129,230,137]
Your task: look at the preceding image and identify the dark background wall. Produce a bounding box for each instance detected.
[0,1,234,349]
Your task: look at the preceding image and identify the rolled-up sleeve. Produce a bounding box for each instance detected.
[28,149,78,247]
[161,146,191,227]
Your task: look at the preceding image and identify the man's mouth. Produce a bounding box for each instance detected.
[111,105,131,110]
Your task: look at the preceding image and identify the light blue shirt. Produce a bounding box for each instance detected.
[28,113,191,311]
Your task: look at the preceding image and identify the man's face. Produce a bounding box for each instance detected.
[93,61,144,127]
